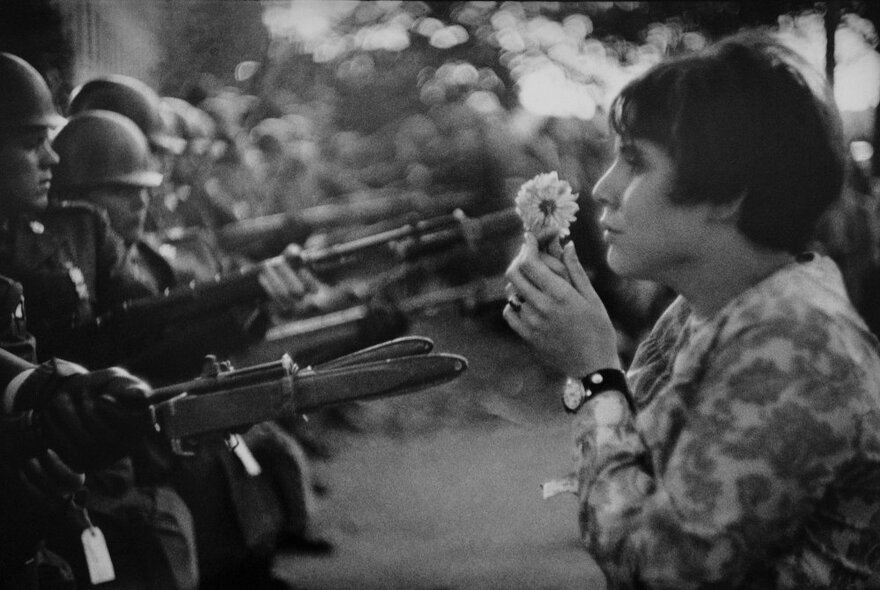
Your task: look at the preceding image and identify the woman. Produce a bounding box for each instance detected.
[504,31,880,588]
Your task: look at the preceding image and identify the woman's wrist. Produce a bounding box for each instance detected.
[574,352,622,379]
[563,368,634,414]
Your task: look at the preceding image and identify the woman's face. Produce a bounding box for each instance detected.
[591,136,709,283]
[88,186,149,245]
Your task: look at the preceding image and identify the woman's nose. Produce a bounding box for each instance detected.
[591,164,619,208]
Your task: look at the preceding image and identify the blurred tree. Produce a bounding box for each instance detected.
[155,0,270,100]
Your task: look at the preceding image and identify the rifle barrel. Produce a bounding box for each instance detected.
[395,208,521,260]
[300,212,460,268]
[216,189,476,256]
[151,354,295,403]
[103,266,264,326]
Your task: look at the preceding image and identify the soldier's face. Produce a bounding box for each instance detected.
[0,126,59,217]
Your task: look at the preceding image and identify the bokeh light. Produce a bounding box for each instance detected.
[261,2,880,129]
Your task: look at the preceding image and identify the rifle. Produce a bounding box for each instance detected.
[150,336,468,452]
[161,188,479,260]
[56,208,520,368]
[0,337,468,460]
[232,274,509,368]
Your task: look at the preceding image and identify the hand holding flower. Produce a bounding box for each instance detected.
[504,234,619,377]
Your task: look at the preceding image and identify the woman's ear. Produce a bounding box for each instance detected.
[705,190,746,223]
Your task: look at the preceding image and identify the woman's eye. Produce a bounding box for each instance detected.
[618,145,645,171]
[622,153,644,171]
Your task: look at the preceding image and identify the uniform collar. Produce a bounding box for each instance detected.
[0,213,63,268]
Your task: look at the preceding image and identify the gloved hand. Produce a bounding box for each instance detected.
[17,449,86,502]
[9,359,154,472]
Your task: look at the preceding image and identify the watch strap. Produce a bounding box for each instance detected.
[563,369,635,414]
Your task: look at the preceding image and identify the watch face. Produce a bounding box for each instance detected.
[563,378,586,411]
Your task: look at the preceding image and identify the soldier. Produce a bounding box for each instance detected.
[50,108,328,589]
[68,75,242,235]
[68,76,315,291]
[0,51,199,590]
[160,96,238,234]
[0,54,130,363]
[0,73,307,375]
[0,271,195,590]
[48,108,325,378]
[0,340,159,590]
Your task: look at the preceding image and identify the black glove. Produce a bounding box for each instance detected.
[11,359,154,472]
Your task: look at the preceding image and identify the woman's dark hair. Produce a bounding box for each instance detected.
[608,30,846,253]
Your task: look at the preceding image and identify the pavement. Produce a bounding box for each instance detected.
[272,307,607,590]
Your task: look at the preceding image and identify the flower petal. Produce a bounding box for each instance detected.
[515,171,579,241]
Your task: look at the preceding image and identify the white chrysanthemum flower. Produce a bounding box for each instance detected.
[515,171,579,245]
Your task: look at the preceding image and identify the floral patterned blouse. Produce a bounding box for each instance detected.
[573,254,880,589]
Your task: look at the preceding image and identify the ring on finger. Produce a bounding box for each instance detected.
[507,294,524,312]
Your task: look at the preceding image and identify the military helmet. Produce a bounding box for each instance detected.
[51,110,163,190]
[67,74,185,155]
[0,52,65,129]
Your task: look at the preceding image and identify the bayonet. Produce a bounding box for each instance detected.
[150,338,468,443]
[312,335,434,370]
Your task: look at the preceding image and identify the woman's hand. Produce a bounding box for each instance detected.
[503,234,620,377]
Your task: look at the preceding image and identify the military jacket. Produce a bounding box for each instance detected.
[109,237,267,384]
[0,277,76,588]
[118,239,177,301]
[0,202,127,361]
[572,254,880,589]
[0,274,36,363]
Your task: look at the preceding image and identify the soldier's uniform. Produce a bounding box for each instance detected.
[0,201,127,363]
[104,236,267,384]
[0,207,200,590]
[46,102,326,587]
[118,238,177,300]
[110,237,321,589]
[0,274,37,363]
[0,272,197,590]
[0,274,76,589]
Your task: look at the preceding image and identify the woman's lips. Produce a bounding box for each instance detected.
[601,224,622,241]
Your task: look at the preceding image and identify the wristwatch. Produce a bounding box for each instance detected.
[563,369,635,414]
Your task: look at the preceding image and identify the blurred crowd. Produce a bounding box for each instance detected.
[2,6,880,590]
